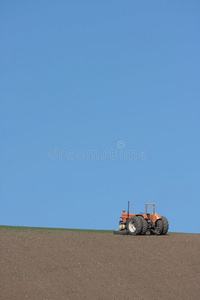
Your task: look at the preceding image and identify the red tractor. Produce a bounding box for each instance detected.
[113,202,169,235]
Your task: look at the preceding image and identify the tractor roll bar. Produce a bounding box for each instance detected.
[145,203,156,215]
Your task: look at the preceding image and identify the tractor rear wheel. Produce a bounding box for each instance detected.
[126,216,142,235]
[138,216,148,235]
[161,216,169,235]
[150,219,163,235]
[154,219,164,235]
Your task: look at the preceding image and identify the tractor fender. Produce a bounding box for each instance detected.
[153,214,162,223]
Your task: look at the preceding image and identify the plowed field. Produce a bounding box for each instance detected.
[0,227,199,300]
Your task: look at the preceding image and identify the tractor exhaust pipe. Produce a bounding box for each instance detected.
[127,201,130,219]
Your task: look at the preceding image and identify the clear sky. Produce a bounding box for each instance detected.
[1,1,200,233]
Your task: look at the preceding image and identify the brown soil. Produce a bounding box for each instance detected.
[0,228,200,300]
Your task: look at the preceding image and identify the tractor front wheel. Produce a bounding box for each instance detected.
[126,216,142,235]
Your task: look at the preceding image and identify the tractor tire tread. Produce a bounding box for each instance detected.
[138,216,148,235]
[155,219,164,235]
[161,216,169,235]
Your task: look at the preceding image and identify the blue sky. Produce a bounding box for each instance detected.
[1,1,200,233]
